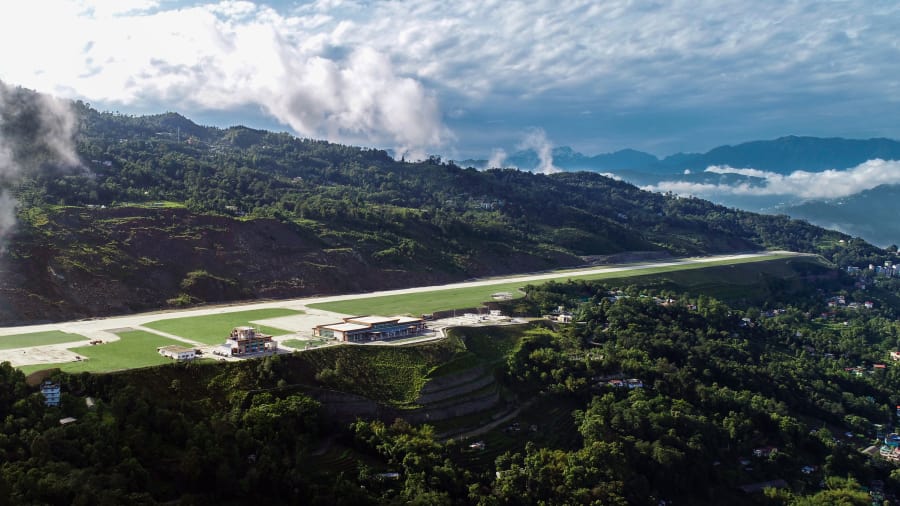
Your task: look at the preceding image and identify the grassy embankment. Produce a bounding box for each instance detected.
[0,331,88,350]
[142,308,300,344]
[282,338,329,350]
[258,324,529,408]
[602,254,834,306]
[308,253,799,316]
[18,330,191,375]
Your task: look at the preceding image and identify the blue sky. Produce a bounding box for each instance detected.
[2,0,898,160]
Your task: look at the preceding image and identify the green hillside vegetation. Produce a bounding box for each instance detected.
[309,253,797,315]
[0,86,888,324]
[143,308,300,344]
[0,330,88,350]
[315,254,804,316]
[4,259,900,503]
[281,338,329,350]
[505,255,838,314]
[290,338,466,406]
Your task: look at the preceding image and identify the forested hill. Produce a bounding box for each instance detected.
[0,91,886,323]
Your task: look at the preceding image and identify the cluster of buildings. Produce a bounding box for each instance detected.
[591,375,645,390]
[152,315,431,362]
[606,378,644,389]
[880,433,900,462]
[847,261,900,278]
[545,306,574,323]
[40,381,91,426]
[154,327,279,361]
[843,364,887,376]
[314,315,426,343]
[826,295,874,310]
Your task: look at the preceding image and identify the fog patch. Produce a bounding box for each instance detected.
[517,128,559,175]
[0,83,82,247]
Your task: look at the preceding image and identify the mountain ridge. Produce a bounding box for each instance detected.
[0,89,887,323]
[461,135,900,174]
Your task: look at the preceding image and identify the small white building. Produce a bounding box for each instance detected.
[158,345,196,361]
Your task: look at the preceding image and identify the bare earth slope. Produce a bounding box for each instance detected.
[0,206,584,324]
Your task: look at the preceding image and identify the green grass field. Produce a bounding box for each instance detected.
[18,330,192,375]
[308,254,796,316]
[282,338,329,349]
[143,308,300,344]
[0,330,88,350]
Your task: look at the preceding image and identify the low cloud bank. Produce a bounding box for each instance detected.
[643,159,900,200]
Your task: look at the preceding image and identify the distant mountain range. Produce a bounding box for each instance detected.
[773,185,900,248]
[460,136,900,247]
[462,136,900,176]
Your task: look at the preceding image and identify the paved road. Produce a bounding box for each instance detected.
[0,250,796,366]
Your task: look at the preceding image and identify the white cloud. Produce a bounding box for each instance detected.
[76,0,160,17]
[1,0,899,155]
[643,159,900,200]
[0,83,81,245]
[517,128,559,175]
[704,166,774,179]
[486,148,507,169]
[0,1,448,156]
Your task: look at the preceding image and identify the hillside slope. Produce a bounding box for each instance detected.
[0,91,886,323]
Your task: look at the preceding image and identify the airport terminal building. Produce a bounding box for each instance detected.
[314,315,427,343]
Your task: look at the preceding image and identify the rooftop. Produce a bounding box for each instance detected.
[320,322,371,332]
[346,316,401,325]
[158,345,194,354]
